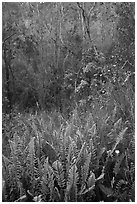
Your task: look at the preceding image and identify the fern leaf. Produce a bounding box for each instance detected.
[129,181,135,201]
[111,127,128,155]
[130,162,135,181]
[116,127,128,143]
[8,138,23,184]
[66,164,78,202]
[90,140,98,167]
[41,157,54,200]
[27,137,35,172]
[87,124,96,140]
[52,187,61,201]
[2,155,12,188]
[26,137,38,193]
[75,142,86,164]
[81,151,91,189]
[52,160,66,189]
[114,179,127,196]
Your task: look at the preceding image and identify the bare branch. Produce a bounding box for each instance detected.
[3,33,16,44]
[88,2,96,18]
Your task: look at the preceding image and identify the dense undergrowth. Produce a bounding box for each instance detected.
[2,102,135,202]
[2,2,135,202]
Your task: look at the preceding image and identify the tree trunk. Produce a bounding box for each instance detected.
[3,46,12,113]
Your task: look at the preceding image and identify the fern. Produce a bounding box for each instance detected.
[129,162,135,181]
[52,160,66,190]
[81,150,91,190]
[41,157,54,201]
[3,102,134,201]
[76,144,93,194]
[114,179,127,195]
[89,140,98,168]
[86,123,96,142]
[2,152,22,201]
[26,137,36,176]
[66,164,78,201]
[25,137,40,195]
[52,187,61,201]
[128,136,135,161]
[8,135,24,195]
[67,136,78,167]
[128,181,135,201]
[75,141,86,165]
[58,124,75,189]
[110,127,128,156]
[2,155,12,201]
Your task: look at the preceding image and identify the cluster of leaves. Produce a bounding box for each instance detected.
[2,106,135,202]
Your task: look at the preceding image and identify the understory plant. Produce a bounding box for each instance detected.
[2,104,135,202]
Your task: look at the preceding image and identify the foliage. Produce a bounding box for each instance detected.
[2,2,135,202]
[2,2,134,113]
[2,106,135,201]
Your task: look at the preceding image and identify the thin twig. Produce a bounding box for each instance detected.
[3,33,16,44]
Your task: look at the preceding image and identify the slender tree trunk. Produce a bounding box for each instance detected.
[3,45,12,113]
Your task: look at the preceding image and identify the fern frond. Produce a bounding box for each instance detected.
[52,187,61,201]
[128,136,135,161]
[25,137,39,194]
[128,181,135,201]
[75,142,86,165]
[66,164,78,201]
[41,157,54,201]
[52,160,66,189]
[114,179,127,196]
[85,113,94,133]
[8,137,23,186]
[130,162,135,181]
[3,153,22,201]
[26,137,36,173]
[2,155,12,189]
[81,151,91,189]
[110,127,128,155]
[67,136,78,166]
[89,140,98,168]
[86,123,96,141]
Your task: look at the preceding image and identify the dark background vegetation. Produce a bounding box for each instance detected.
[2,2,135,202]
[2,2,135,114]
